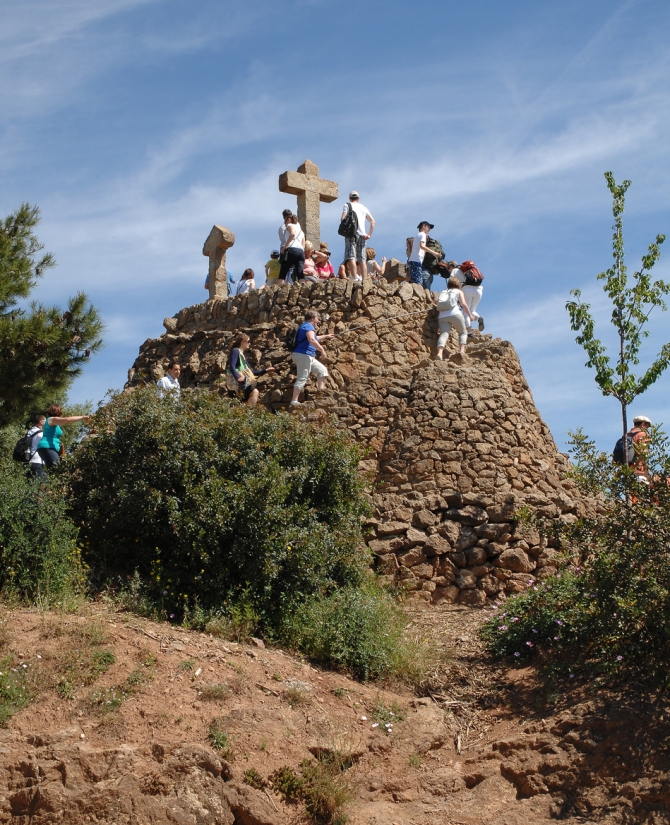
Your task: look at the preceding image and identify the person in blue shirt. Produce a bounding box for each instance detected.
[37,404,91,470]
[290,310,335,407]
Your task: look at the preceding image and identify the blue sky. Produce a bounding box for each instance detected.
[2,0,669,451]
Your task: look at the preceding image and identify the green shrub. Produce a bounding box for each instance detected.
[270,757,351,825]
[66,388,369,632]
[0,458,83,604]
[283,581,418,681]
[482,430,670,684]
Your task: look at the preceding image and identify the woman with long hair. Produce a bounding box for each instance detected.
[235,268,256,295]
[278,213,305,283]
[226,333,276,407]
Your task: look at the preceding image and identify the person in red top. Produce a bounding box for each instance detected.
[630,414,652,482]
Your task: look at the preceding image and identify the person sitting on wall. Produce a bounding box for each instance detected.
[313,244,335,280]
[289,310,335,408]
[365,247,386,278]
[226,333,276,408]
[235,268,256,295]
[157,362,181,397]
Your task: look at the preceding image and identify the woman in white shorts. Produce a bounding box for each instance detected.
[436,276,474,358]
[289,310,335,407]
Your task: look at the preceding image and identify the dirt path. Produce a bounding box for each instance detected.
[0,603,669,824]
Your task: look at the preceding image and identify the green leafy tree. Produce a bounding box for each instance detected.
[566,173,669,452]
[0,203,103,427]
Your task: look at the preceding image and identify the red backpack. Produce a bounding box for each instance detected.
[460,260,484,287]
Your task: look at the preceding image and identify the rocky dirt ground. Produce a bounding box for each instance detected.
[1,603,670,825]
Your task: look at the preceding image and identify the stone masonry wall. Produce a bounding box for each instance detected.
[126,279,587,606]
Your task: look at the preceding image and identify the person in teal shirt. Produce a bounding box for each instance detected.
[37,403,91,470]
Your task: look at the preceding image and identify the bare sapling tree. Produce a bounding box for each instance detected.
[566,172,669,458]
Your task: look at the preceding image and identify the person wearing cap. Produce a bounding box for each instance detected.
[630,415,652,482]
[408,222,442,288]
[265,250,281,284]
[313,244,335,280]
[341,191,375,279]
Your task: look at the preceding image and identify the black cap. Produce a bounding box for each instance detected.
[418,221,435,230]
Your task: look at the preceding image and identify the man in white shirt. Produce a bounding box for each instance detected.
[408,222,441,287]
[342,191,375,279]
[157,363,181,397]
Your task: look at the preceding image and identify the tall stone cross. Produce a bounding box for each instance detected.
[278,160,338,247]
[202,225,235,300]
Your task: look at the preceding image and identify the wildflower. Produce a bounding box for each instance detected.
[36,655,42,659]
[616,655,623,661]
[498,625,508,631]
[514,652,520,657]
[526,642,534,647]
[360,716,367,721]
[371,722,379,728]
[511,617,519,622]
[532,629,538,633]
[555,619,564,626]
[554,636,559,641]
[569,673,575,679]
[170,613,175,619]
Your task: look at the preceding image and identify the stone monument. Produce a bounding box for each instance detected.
[127,279,592,607]
[278,160,338,247]
[202,225,235,300]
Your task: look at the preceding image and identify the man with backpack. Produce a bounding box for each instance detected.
[613,415,652,482]
[340,192,375,280]
[408,222,443,289]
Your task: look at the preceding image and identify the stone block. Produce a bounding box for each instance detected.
[377,554,398,574]
[495,548,535,573]
[437,520,460,544]
[412,563,435,580]
[423,534,451,556]
[454,527,478,552]
[479,574,502,596]
[458,588,487,606]
[455,570,477,589]
[465,546,488,566]
[376,521,410,537]
[405,527,428,547]
[449,551,467,568]
[412,509,437,528]
[432,585,459,605]
[434,556,458,579]
[399,547,428,568]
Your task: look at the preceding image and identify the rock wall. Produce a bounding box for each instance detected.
[127,279,586,605]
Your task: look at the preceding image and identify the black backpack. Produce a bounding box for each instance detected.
[337,202,358,239]
[285,326,300,352]
[423,237,445,274]
[612,433,635,465]
[13,428,42,463]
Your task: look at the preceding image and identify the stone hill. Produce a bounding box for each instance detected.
[127,279,586,605]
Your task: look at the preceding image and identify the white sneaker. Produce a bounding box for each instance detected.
[289,400,302,407]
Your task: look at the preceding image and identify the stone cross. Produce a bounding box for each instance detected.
[278,160,338,247]
[202,225,235,300]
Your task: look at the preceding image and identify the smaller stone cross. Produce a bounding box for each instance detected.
[202,225,235,300]
[278,160,338,247]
